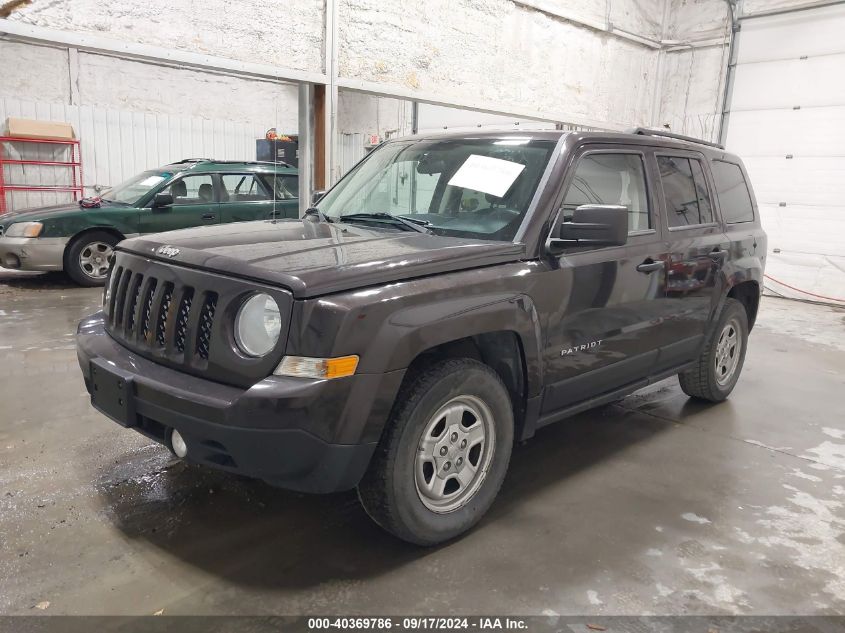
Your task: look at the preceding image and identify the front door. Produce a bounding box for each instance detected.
[218,172,299,223]
[140,173,220,233]
[540,146,676,415]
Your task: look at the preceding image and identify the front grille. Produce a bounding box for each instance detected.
[107,263,217,367]
[103,250,293,388]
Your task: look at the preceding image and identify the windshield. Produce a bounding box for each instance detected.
[317,137,556,241]
[101,170,172,205]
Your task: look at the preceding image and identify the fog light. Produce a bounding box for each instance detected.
[3,254,20,269]
[170,429,188,458]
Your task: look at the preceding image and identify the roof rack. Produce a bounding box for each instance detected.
[170,158,295,168]
[628,127,725,150]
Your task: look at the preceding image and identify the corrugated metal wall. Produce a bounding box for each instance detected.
[339,133,367,178]
[1,97,269,211]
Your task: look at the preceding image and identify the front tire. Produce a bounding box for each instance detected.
[678,297,749,402]
[358,359,514,546]
[64,231,119,286]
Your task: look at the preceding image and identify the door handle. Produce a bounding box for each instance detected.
[709,248,728,262]
[636,259,664,274]
[202,213,216,221]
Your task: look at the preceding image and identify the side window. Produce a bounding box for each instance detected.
[658,156,714,227]
[163,174,215,206]
[220,174,272,202]
[276,175,299,199]
[562,153,650,232]
[711,160,755,223]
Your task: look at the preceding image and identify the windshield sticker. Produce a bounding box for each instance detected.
[139,176,166,187]
[447,154,526,198]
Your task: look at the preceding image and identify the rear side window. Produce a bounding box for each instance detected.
[563,153,650,232]
[711,160,755,224]
[658,156,714,227]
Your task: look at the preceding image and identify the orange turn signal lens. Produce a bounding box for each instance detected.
[274,355,359,379]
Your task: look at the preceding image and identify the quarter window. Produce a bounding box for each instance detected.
[658,156,714,227]
[562,153,650,232]
[711,160,755,223]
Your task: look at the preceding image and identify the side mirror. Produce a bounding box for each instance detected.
[152,193,174,210]
[548,204,628,253]
[311,190,325,204]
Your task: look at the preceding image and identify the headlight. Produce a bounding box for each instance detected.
[234,293,282,357]
[5,222,43,238]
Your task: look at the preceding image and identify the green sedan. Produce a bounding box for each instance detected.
[0,158,299,286]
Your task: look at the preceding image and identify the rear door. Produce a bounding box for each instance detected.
[540,145,675,415]
[656,152,730,368]
[218,172,299,223]
[139,173,220,233]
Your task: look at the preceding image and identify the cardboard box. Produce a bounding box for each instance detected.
[4,117,75,141]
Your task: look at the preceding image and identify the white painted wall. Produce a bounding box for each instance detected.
[337,0,663,129]
[4,0,325,74]
[0,40,299,211]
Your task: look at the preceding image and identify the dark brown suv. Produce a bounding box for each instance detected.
[77,129,766,545]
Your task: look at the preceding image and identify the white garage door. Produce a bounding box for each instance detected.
[724,4,845,303]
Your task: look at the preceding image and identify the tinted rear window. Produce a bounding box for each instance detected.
[711,161,755,224]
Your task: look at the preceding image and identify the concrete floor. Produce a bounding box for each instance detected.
[1,269,845,616]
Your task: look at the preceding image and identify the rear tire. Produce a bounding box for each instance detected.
[64,231,119,287]
[678,297,748,402]
[358,358,514,546]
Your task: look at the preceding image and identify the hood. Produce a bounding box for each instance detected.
[119,219,525,298]
[0,201,122,225]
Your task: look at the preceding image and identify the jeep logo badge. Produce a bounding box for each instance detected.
[157,246,180,258]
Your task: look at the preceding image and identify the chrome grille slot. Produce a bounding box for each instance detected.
[155,283,174,347]
[174,289,194,353]
[140,278,158,341]
[112,268,132,327]
[125,274,144,333]
[195,292,218,360]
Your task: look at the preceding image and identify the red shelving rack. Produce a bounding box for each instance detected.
[0,137,83,214]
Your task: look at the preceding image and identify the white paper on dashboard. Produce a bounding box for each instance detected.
[139,176,166,187]
[447,154,525,198]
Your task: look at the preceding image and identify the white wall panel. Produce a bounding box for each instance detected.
[731,54,845,111]
[725,3,845,302]
[0,97,268,211]
[726,107,845,156]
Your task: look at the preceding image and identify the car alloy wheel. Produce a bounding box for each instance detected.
[414,394,496,513]
[78,241,114,279]
[714,317,742,386]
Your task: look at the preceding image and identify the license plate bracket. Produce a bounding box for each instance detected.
[89,358,136,427]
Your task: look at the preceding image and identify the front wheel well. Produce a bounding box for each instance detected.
[727,280,761,331]
[403,332,527,436]
[67,227,126,250]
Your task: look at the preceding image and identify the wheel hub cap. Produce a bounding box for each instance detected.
[414,395,496,514]
[714,318,741,386]
[79,241,113,279]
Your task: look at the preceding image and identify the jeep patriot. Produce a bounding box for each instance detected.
[76,129,766,545]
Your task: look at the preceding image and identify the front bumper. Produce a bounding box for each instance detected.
[0,236,67,270]
[77,312,404,493]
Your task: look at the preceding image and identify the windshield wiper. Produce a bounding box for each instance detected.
[339,212,428,233]
[396,214,433,228]
[304,207,333,223]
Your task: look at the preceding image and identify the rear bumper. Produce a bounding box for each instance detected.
[0,236,67,270]
[77,312,403,493]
